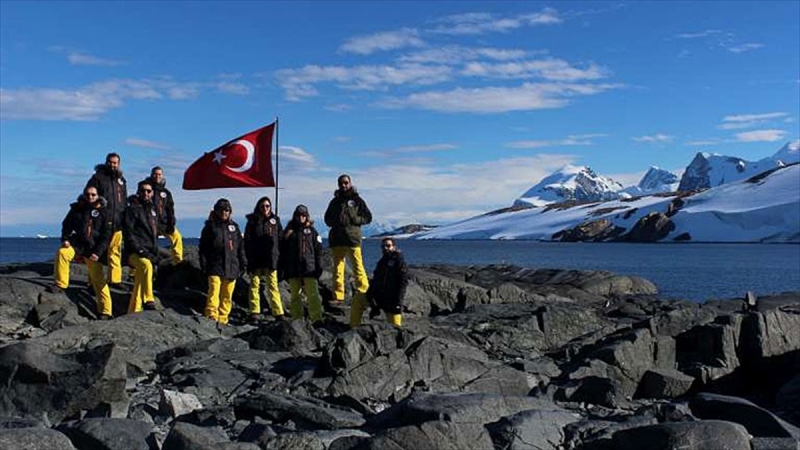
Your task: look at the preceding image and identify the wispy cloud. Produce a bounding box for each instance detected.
[50,47,125,66]
[672,29,763,54]
[276,63,453,101]
[461,59,609,81]
[339,28,425,55]
[734,129,787,142]
[632,134,673,143]
[727,43,764,53]
[685,139,722,146]
[279,146,317,165]
[430,9,562,35]
[380,82,620,113]
[325,104,352,112]
[0,77,248,121]
[506,133,607,149]
[399,46,531,64]
[718,112,788,130]
[363,143,458,157]
[215,82,249,95]
[123,138,171,150]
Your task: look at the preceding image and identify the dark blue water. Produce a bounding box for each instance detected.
[2,238,797,302]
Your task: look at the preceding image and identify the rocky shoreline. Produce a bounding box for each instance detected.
[1,245,798,449]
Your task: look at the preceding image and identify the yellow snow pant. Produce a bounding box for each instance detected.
[249,269,284,316]
[331,246,369,302]
[128,254,155,313]
[205,275,236,324]
[54,246,112,316]
[108,230,123,284]
[288,278,323,322]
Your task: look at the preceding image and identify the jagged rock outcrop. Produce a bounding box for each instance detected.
[0,251,798,450]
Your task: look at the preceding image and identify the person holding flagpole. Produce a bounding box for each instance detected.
[324,174,372,327]
[200,198,247,325]
[244,196,285,323]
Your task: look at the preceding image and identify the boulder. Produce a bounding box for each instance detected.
[689,392,800,439]
[359,420,494,450]
[56,418,153,450]
[613,420,752,450]
[0,427,77,450]
[234,392,366,430]
[486,408,581,450]
[635,369,695,399]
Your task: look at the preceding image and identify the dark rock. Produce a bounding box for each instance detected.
[689,392,800,439]
[750,437,800,450]
[0,427,77,450]
[555,219,626,242]
[0,341,127,424]
[622,212,675,242]
[357,420,494,450]
[635,369,695,399]
[486,408,581,450]
[612,420,751,450]
[56,418,152,450]
[234,392,365,430]
[161,421,229,450]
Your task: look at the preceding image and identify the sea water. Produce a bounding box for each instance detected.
[1,237,797,302]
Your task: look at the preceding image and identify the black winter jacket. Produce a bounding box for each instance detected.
[86,165,127,230]
[123,195,159,262]
[324,187,372,247]
[368,251,409,313]
[148,177,176,235]
[244,212,282,271]
[279,219,322,280]
[199,214,246,279]
[60,194,111,259]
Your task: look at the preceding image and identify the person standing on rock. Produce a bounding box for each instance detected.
[280,204,324,323]
[200,198,247,325]
[50,185,114,320]
[147,166,183,264]
[85,152,127,284]
[357,237,409,327]
[123,180,160,313]
[244,196,285,323]
[324,174,371,316]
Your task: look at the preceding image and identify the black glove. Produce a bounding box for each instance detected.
[166,225,175,234]
[387,304,402,314]
[313,267,323,279]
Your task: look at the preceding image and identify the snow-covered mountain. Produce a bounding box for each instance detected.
[514,165,625,207]
[413,163,799,243]
[621,166,680,197]
[677,141,799,191]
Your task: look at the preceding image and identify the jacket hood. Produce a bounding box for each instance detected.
[94,164,123,177]
[334,186,359,198]
[77,194,108,208]
[147,176,166,187]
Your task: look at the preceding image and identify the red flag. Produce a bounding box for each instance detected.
[183,122,276,190]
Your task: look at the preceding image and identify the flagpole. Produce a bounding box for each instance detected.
[275,116,280,216]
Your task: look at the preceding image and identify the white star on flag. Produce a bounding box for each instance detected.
[212,150,227,165]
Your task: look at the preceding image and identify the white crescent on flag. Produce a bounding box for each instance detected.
[225,139,255,173]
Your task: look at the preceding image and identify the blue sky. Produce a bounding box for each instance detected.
[1,1,798,237]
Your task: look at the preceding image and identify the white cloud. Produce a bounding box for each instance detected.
[431,9,562,35]
[123,138,171,150]
[674,30,724,39]
[49,47,125,66]
[718,112,788,130]
[325,104,352,112]
[276,63,453,100]
[67,52,124,66]
[339,28,425,55]
[632,134,673,143]
[727,43,764,53]
[685,139,721,146]
[380,82,620,113]
[399,46,530,64]
[0,78,248,121]
[215,82,249,95]
[507,133,606,149]
[461,59,609,81]
[279,146,317,165]
[735,129,787,142]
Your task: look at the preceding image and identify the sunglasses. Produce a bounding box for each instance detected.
[261,204,271,208]
[141,189,153,193]
[86,193,98,197]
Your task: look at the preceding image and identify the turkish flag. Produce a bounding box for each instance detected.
[182,122,276,190]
